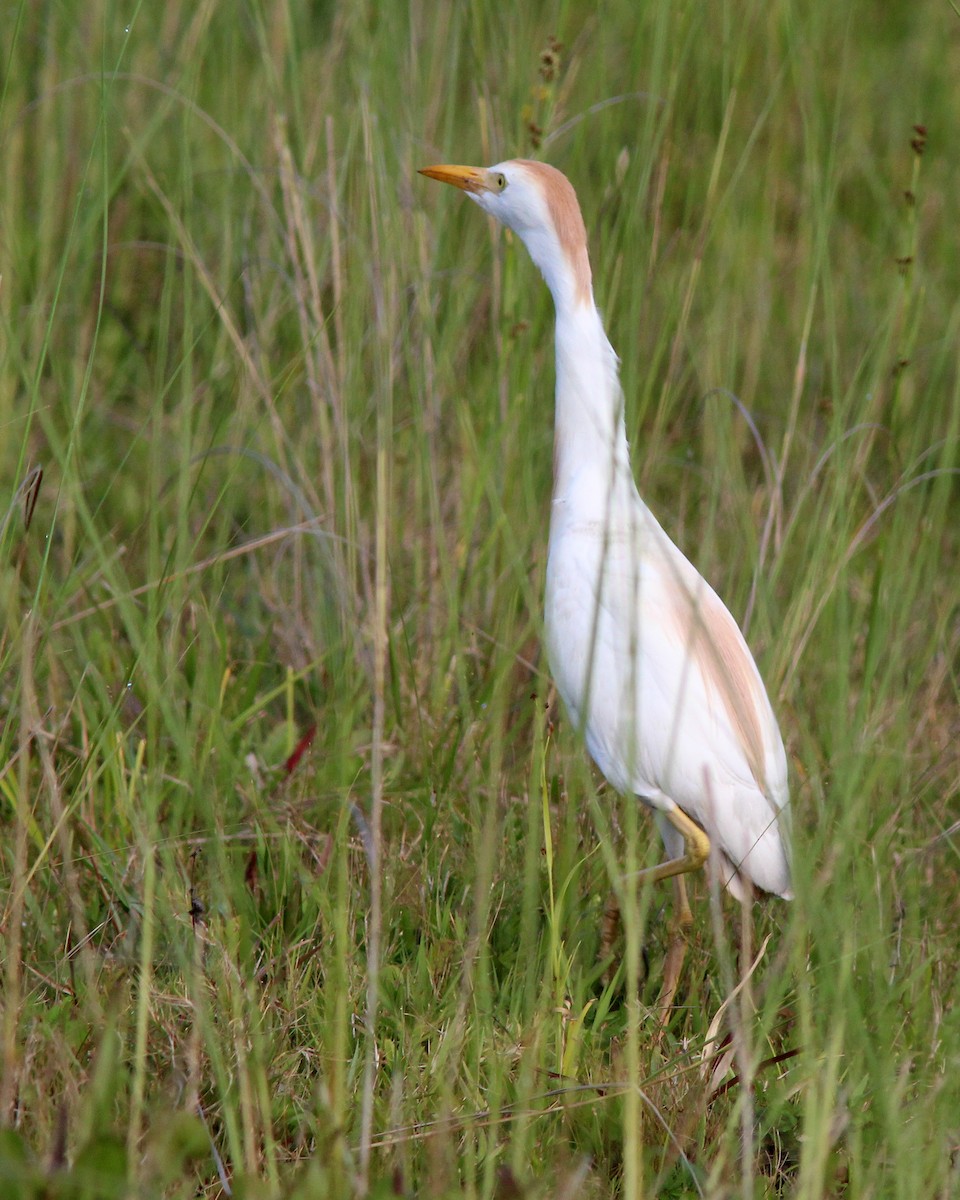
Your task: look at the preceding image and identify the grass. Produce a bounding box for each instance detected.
[2,0,959,1195]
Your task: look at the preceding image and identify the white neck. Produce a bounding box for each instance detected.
[506,188,633,514]
[551,300,632,507]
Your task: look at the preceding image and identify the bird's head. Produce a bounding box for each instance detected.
[419,159,592,309]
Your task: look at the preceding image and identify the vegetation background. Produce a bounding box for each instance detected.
[2,0,958,1196]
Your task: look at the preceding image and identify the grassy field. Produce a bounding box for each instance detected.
[2,0,959,1195]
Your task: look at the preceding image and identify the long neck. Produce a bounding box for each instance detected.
[514,197,633,511]
[551,299,632,506]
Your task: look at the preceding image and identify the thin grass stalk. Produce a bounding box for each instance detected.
[358,98,391,1189]
[126,739,153,1180]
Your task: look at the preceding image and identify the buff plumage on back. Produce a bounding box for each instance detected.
[667,574,775,800]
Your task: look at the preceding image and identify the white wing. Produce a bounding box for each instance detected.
[545,484,791,898]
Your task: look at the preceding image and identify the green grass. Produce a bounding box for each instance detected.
[2,0,959,1196]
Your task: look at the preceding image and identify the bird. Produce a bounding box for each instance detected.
[420,159,792,1006]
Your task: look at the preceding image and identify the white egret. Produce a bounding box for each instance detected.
[420,160,792,1001]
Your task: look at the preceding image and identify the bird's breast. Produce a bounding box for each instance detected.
[544,518,657,794]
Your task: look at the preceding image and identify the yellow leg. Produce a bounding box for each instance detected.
[600,807,710,1015]
[647,808,708,1021]
[674,871,694,929]
[636,805,710,887]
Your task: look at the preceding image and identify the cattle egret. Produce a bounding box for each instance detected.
[420,159,792,1002]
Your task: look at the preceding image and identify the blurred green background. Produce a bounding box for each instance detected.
[1,2,958,1196]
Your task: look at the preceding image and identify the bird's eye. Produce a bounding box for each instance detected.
[494,172,507,191]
